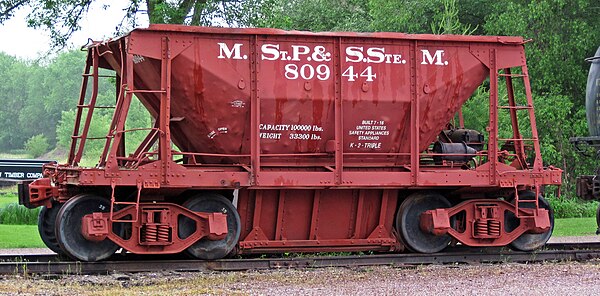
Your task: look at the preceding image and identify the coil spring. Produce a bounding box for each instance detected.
[475,220,488,236]
[157,225,170,242]
[145,224,158,242]
[488,220,501,236]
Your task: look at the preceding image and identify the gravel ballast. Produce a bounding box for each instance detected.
[1,262,600,295]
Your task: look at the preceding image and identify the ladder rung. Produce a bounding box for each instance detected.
[127,90,166,94]
[499,73,528,77]
[499,138,537,142]
[77,104,116,109]
[498,105,532,110]
[113,201,138,205]
[82,73,115,78]
[71,135,107,140]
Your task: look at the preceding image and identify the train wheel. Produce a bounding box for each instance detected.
[396,191,453,253]
[507,191,554,251]
[55,194,120,261]
[179,193,241,260]
[38,202,64,255]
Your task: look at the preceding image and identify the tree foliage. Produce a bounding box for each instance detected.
[25,134,49,158]
[0,0,264,48]
[254,0,370,31]
[0,0,599,194]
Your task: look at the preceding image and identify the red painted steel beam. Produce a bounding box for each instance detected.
[81,203,228,254]
[420,199,551,247]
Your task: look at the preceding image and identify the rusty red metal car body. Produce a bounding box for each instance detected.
[19,24,562,261]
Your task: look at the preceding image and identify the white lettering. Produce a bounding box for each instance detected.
[366,47,385,63]
[261,44,281,60]
[421,49,448,65]
[218,43,245,60]
[260,133,282,139]
[312,46,331,62]
[291,45,310,61]
[345,46,364,63]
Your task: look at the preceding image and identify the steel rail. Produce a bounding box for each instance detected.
[1,242,600,275]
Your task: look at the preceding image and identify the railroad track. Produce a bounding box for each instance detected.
[1,242,600,275]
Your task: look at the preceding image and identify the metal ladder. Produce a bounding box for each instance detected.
[68,47,116,166]
[109,180,142,223]
[497,67,541,217]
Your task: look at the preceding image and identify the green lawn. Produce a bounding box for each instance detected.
[0,198,14,209]
[0,225,45,248]
[553,217,597,237]
[0,186,17,209]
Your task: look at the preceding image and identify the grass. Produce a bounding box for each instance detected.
[0,186,40,225]
[553,217,597,237]
[0,152,29,159]
[0,225,45,248]
[0,203,40,224]
[0,195,16,209]
[0,186,17,209]
[546,195,598,218]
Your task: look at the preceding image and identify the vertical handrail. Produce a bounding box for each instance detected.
[488,49,499,185]
[334,37,343,185]
[99,40,128,167]
[68,51,95,166]
[68,53,92,165]
[521,64,543,171]
[409,41,419,185]
[74,48,100,164]
[103,54,134,169]
[504,68,528,168]
[159,37,173,183]
[250,35,260,186]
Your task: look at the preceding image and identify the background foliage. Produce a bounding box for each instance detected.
[0,0,599,199]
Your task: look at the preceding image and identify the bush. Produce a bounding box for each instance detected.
[24,134,49,158]
[546,195,598,219]
[0,203,40,225]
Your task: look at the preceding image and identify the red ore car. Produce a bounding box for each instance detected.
[18,24,562,261]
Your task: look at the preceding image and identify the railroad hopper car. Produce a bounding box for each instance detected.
[19,25,562,261]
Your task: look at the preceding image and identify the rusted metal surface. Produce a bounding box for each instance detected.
[19,25,563,258]
[236,189,402,254]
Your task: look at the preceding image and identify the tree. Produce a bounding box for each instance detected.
[0,0,265,48]
[25,134,50,158]
[0,53,32,150]
[254,0,370,32]
[484,0,600,192]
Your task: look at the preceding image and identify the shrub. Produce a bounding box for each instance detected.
[0,203,40,225]
[24,134,49,158]
[545,195,598,219]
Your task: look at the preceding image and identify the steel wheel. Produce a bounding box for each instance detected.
[55,194,120,261]
[38,202,63,255]
[506,191,554,251]
[178,193,241,260]
[396,191,453,253]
